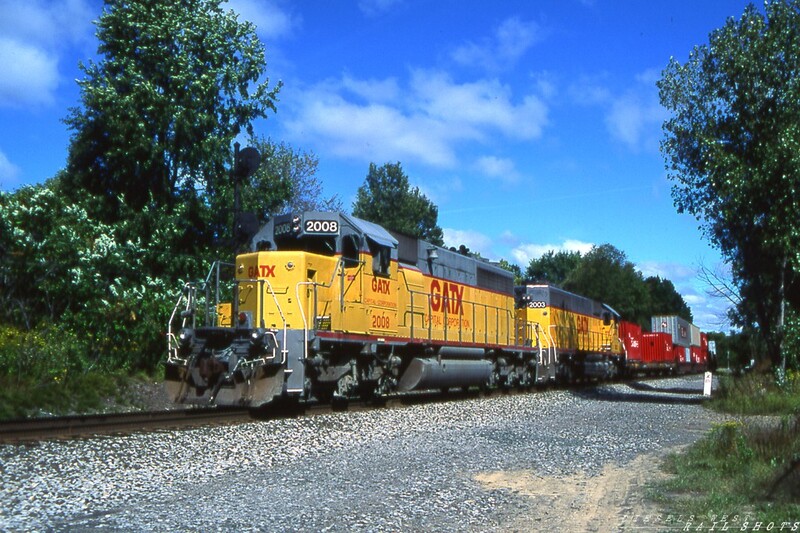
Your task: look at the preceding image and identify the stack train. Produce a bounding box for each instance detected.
[165,211,713,407]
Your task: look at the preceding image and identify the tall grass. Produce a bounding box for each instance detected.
[0,372,135,420]
[711,371,800,415]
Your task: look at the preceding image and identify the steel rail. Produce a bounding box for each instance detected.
[0,407,253,444]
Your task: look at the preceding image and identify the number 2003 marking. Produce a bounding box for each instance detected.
[305,219,339,234]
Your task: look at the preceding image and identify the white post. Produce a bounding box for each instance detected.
[703,371,713,397]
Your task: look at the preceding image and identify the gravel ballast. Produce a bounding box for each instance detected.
[1,375,723,531]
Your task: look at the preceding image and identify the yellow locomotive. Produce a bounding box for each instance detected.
[164,211,622,407]
[515,284,624,382]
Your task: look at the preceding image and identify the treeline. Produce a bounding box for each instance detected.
[519,246,692,331]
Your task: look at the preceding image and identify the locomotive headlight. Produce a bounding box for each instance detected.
[178,328,194,348]
[250,328,267,347]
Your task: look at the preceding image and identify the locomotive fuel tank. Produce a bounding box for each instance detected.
[398,358,493,391]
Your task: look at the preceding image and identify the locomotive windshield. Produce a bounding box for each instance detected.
[273,233,337,256]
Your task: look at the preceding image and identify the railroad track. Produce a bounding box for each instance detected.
[0,388,502,444]
[0,376,705,445]
[0,407,254,444]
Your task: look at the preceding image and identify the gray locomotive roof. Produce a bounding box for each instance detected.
[519,284,612,318]
[340,213,398,248]
[389,229,514,294]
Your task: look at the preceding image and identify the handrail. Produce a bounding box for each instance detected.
[250,276,287,365]
[296,258,343,361]
[402,285,516,346]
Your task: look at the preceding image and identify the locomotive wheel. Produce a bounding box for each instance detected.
[336,373,358,398]
[312,385,336,404]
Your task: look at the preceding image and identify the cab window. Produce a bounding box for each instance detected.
[368,238,391,277]
[341,234,361,267]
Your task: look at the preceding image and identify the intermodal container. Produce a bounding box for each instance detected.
[651,315,691,348]
[620,321,642,362]
[675,345,690,364]
[690,324,701,347]
[642,332,672,364]
[700,333,709,365]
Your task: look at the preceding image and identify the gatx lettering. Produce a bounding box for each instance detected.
[247,265,276,278]
[430,279,464,314]
[371,277,390,294]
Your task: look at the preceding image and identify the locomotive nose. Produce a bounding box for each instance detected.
[196,355,227,387]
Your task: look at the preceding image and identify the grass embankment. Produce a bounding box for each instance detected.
[0,372,155,420]
[655,371,800,527]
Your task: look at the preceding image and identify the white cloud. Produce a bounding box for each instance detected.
[474,155,520,184]
[452,17,543,71]
[411,70,547,140]
[637,260,695,280]
[443,228,493,255]
[227,0,298,40]
[605,71,667,152]
[569,74,612,106]
[0,38,58,106]
[0,0,94,48]
[511,239,594,266]
[683,293,706,306]
[0,149,21,188]
[341,75,401,103]
[0,0,94,108]
[285,88,457,167]
[358,0,402,16]
[283,70,548,169]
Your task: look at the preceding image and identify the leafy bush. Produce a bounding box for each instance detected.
[0,184,203,376]
[658,369,800,524]
[0,371,130,420]
[782,308,800,371]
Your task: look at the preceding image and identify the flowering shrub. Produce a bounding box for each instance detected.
[0,183,204,378]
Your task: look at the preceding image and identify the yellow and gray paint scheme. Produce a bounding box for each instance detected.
[164,212,617,407]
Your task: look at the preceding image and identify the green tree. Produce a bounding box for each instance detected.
[63,0,280,227]
[352,162,445,246]
[497,259,524,286]
[247,137,343,218]
[644,276,693,323]
[0,180,185,373]
[564,244,651,328]
[525,250,583,286]
[658,0,800,367]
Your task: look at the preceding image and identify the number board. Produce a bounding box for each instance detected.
[304,219,339,235]
[274,222,293,237]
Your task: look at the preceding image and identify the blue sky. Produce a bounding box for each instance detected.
[0,0,756,331]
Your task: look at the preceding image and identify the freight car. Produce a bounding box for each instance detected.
[164,211,708,407]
